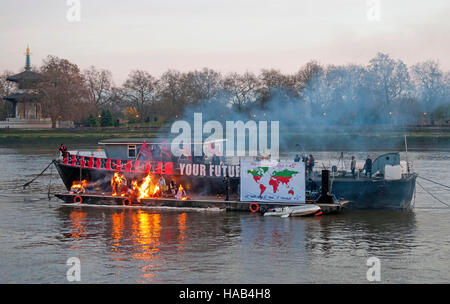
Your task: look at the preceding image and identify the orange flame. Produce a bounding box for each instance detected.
[177,184,188,200]
[70,180,87,194]
[111,172,125,196]
[131,173,161,199]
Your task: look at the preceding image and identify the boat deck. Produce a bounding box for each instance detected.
[54,192,348,214]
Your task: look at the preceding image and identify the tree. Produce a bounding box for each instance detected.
[411,60,445,109]
[38,56,92,128]
[0,70,16,120]
[83,66,113,108]
[122,70,158,122]
[223,71,261,112]
[157,70,188,120]
[368,53,410,109]
[100,109,114,127]
[184,68,222,107]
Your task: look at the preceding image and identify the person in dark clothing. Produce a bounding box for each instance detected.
[294,154,300,162]
[351,156,356,179]
[223,174,230,201]
[59,144,68,158]
[364,155,373,178]
[211,154,221,165]
[307,154,315,175]
[308,178,318,192]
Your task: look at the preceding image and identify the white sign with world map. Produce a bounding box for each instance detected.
[240,160,305,203]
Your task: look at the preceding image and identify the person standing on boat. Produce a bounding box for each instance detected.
[351,156,356,178]
[294,154,300,162]
[223,174,230,201]
[364,155,373,178]
[307,154,315,176]
[59,144,68,158]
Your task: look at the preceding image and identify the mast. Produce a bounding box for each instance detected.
[404,135,410,175]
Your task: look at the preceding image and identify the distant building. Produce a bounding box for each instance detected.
[1,46,73,128]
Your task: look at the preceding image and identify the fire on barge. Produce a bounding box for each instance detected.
[53,138,416,213]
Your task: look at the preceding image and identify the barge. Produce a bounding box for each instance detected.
[53,138,416,210]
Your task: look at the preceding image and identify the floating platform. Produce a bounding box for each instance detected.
[54,193,348,214]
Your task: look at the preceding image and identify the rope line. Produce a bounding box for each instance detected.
[22,160,55,190]
[416,180,450,208]
[417,175,450,191]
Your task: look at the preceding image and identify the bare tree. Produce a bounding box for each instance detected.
[184,68,222,107]
[411,60,445,107]
[223,71,261,112]
[158,70,187,120]
[38,56,91,128]
[83,66,113,109]
[368,53,410,108]
[0,70,16,119]
[122,70,158,122]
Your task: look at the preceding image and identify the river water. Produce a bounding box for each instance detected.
[0,146,449,283]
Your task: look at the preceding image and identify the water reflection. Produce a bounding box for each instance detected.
[304,210,418,257]
[58,206,241,282]
[68,209,87,240]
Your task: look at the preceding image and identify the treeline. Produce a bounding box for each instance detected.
[1,52,449,127]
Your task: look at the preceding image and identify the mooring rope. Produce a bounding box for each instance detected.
[22,160,56,190]
[416,180,450,208]
[417,176,450,191]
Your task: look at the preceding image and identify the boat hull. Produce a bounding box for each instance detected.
[311,175,417,210]
[54,161,416,210]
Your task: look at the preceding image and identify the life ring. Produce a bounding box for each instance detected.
[249,202,259,213]
[122,197,131,206]
[73,195,82,204]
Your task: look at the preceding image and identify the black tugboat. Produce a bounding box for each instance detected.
[53,138,416,210]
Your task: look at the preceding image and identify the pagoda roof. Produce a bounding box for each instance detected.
[3,91,42,102]
[6,70,42,83]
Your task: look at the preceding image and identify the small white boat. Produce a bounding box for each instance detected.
[263,204,321,217]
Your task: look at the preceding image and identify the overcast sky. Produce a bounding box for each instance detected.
[1,0,449,84]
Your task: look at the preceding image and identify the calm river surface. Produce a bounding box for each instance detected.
[0,146,449,283]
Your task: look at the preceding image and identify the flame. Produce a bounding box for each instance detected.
[70,180,87,193]
[111,172,126,196]
[176,184,188,200]
[131,173,161,199]
[153,184,160,195]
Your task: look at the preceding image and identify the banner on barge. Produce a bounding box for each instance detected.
[62,154,240,177]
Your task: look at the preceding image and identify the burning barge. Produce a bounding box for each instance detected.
[53,138,416,212]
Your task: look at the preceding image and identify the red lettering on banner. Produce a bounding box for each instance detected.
[88,157,94,168]
[164,162,173,175]
[156,162,163,174]
[125,160,132,172]
[62,156,177,176]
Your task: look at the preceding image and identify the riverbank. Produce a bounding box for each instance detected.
[1,125,449,151]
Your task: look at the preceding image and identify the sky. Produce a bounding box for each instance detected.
[0,0,449,85]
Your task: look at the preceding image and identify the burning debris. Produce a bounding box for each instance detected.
[109,172,188,201]
[176,184,188,200]
[111,172,128,197]
[70,180,87,194]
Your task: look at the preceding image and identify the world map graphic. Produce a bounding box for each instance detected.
[247,166,299,197]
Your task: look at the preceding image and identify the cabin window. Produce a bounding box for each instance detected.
[128,145,136,158]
